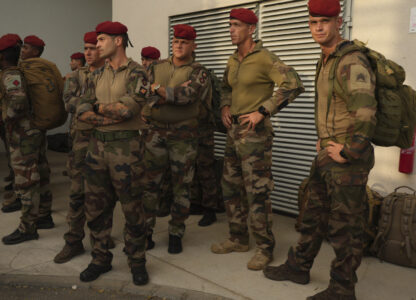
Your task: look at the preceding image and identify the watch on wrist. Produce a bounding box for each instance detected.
[258,105,269,117]
[340,149,348,159]
[93,103,100,114]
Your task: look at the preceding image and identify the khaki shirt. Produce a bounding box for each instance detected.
[316,40,377,160]
[141,57,211,124]
[92,59,147,132]
[221,40,304,116]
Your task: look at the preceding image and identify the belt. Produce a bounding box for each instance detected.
[231,115,241,124]
[149,118,198,129]
[92,130,139,142]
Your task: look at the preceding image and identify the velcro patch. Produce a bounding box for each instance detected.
[350,64,371,90]
[4,74,22,91]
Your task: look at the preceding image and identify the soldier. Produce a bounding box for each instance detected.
[0,34,21,213]
[211,8,304,271]
[263,1,377,299]
[141,46,160,69]
[54,31,114,264]
[0,34,51,244]
[76,21,149,285]
[19,34,54,230]
[141,24,211,254]
[20,35,45,60]
[70,52,85,71]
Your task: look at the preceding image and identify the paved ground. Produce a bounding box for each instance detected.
[0,151,415,300]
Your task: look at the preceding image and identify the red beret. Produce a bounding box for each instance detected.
[141,46,160,59]
[70,52,85,60]
[96,21,128,35]
[230,8,258,24]
[308,0,341,17]
[173,24,197,40]
[84,31,97,44]
[0,34,21,51]
[24,35,45,47]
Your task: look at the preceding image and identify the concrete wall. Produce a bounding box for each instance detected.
[114,0,416,194]
[0,0,112,134]
[352,0,416,194]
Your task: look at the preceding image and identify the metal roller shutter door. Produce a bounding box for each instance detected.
[169,0,352,214]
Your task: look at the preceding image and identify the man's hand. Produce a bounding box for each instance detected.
[141,111,148,124]
[181,80,191,87]
[239,111,264,131]
[327,141,347,163]
[316,138,321,152]
[221,106,232,129]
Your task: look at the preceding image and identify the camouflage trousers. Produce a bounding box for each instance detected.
[84,130,146,268]
[222,118,275,256]
[287,148,374,296]
[63,129,114,245]
[0,122,14,182]
[5,120,52,233]
[142,121,198,238]
[190,125,220,210]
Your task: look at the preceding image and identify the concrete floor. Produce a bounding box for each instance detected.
[0,151,415,300]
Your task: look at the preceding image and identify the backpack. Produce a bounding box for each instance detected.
[362,187,383,256]
[208,70,227,134]
[19,58,67,130]
[371,186,416,267]
[320,39,416,149]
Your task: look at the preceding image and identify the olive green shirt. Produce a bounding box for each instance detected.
[221,40,304,116]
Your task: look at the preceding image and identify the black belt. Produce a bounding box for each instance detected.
[231,115,241,124]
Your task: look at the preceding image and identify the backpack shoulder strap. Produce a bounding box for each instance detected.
[401,194,416,258]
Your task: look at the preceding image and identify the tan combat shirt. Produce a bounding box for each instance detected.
[221,40,304,116]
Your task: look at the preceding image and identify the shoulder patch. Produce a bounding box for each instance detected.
[350,64,371,90]
[3,74,22,91]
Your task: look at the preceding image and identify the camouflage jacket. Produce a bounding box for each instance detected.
[221,40,304,116]
[316,40,377,161]
[76,58,148,132]
[140,57,212,124]
[63,66,94,130]
[0,67,34,134]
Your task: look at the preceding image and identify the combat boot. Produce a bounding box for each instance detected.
[36,215,55,229]
[131,265,149,286]
[1,198,21,213]
[146,235,155,250]
[189,203,204,215]
[306,287,356,300]
[263,262,310,285]
[168,234,182,254]
[198,209,217,227]
[80,263,112,282]
[247,250,273,270]
[211,239,249,254]
[54,242,85,264]
[2,229,38,245]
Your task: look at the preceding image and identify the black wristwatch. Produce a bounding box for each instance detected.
[93,103,100,114]
[340,149,348,159]
[258,106,269,117]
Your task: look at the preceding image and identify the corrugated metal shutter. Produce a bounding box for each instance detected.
[169,0,352,214]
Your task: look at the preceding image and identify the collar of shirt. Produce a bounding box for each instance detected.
[105,57,134,73]
[231,39,263,61]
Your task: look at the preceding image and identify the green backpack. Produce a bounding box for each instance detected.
[320,39,416,149]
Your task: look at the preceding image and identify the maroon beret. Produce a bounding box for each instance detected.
[84,31,97,44]
[96,21,128,35]
[0,34,21,51]
[70,52,85,60]
[308,0,341,17]
[173,24,197,40]
[141,46,160,59]
[24,35,45,47]
[230,8,258,24]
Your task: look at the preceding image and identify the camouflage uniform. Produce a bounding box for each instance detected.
[62,66,114,246]
[286,41,377,296]
[0,67,48,233]
[141,57,211,238]
[220,40,304,256]
[78,59,147,268]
